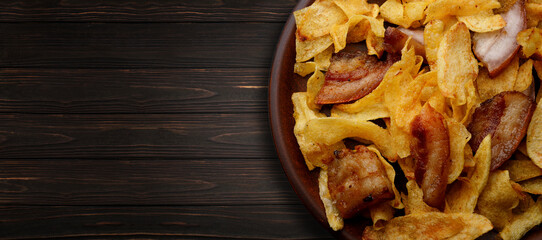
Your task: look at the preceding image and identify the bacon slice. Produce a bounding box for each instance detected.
[315,48,399,104]
[384,27,426,58]
[327,145,394,218]
[468,91,536,170]
[473,0,527,77]
[410,104,450,210]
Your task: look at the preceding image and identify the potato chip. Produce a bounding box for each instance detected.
[366,30,385,57]
[477,170,522,230]
[451,79,478,124]
[404,180,439,215]
[476,56,519,102]
[368,145,404,209]
[464,144,476,168]
[346,19,371,43]
[501,159,542,182]
[333,0,371,18]
[362,212,493,240]
[436,22,479,105]
[294,0,348,41]
[369,202,395,230]
[318,168,344,230]
[380,0,405,27]
[446,118,472,184]
[304,118,396,159]
[388,119,413,159]
[445,135,491,213]
[425,0,501,23]
[457,10,506,32]
[294,62,317,77]
[517,27,542,59]
[527,92,542,168]
[330,15,385,53]
[526,0,542,27]
[404,1,429,26]
[519,177,542,194]
[296,35,334,62]
[398,157,416,180]
[424,20,446,69]
[293,92,345,170]
[314,45,334,71]
[499,196,542,240]
[385,71,424,130]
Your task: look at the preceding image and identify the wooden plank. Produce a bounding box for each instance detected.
[0,68,269,114]
[0,159,299,205]
[0,22,283,68]
[0,113,278,159]
[0,205,333,239]
[0,0,297,22]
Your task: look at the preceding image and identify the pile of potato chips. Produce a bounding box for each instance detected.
[291,0,542,239]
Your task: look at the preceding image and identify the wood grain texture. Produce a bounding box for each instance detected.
[0,113,276,159]
[0,205,333,239]
[0,0,297,23]
[0,159,300,205]
[0,22,283,68]
[0,68,269,114]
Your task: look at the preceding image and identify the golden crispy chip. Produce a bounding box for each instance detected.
[380,0,405,27]
[294,62,317,77]
[305,118,396,159]
[477,170,522,230]
[293,92,345,170]
[369,202,395,231]
[499,196,542,240]
[517,27,542,59]
[296,35,334,62]
[519,177,542,194]
[385,71,424,130]
[306,69,325,110]
[346,19,371,43]
[330,103,389,121]
[451,79,478,124]
[464,144,476,168]
[515,59,534,93]
[476,56,519,102]
[425,0,501,23]
[404,180,439,215]
[318,168,344,231]
[424,20,446,69]
[446,118,472,184]
[501,159,542,182]
[436,22,479,105]
[388,119,413,159]
[362,212,493,240]
[526,0,542,27]
[398,157,416,180]
[330,15,385,53]
[368,145,404,209]
[294,0,348,41]
[366,30,385,57]
[333,0,371,18]
[314,46,334,71]
[457,10,506,32]
[404,1,429,26]
[527,91,542,168]
[445,135,491,213]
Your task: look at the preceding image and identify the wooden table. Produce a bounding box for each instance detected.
[0,1,334,239]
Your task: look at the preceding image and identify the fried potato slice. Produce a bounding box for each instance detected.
[362,212,493,240]
[404,180,439,215]
[333,0,372,18]
[517,27,542,60]
[436,22,479,105]
[499,196,542,240]
[519,177,542,194]
[446,118,472,184]
[380,0,428,28]
[294,0,348,41]
[370,202,395,231]
[476,56,519,102]
[318,168,344,231]
[424,19,446,68]
[306,69,326,110]
[425,0,501,23]
[527,90,542,168]
[445,135,491,213]
[477,170,522,230]
[296,35,334,62]
[501,158,542,181]
[457,10,506,32]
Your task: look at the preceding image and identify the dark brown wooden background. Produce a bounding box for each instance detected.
[0,1,334,239]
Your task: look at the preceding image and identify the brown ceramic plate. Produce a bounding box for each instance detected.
[268,1,542,239]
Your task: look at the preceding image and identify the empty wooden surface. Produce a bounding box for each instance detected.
[0,0,335,239]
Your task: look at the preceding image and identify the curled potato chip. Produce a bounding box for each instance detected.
[314,46,334,71]
[501,158,542,182]
[306,69,326,110]
[333,0,371,18]
[404,180,439,215]
[457,10,506,32]
[424,20,446,69]
[294,0,348,41]
[499,196,542,240]
[369,202,395,230]
[446,118,472,184]
[305,118,395,159]
[515,60,534,93]
[446,135,491,213]
[476,56,519,101]
[436,22,479,105]
[368,145,404,209]
[477,170,521,230]
[362,212,493,240]
[385,71,423,130]
[526,0,542,27]
[294,62,317,77]
[517,27,542,59]
[380,0,405,27]
[318,168,344,231]
[425,0,501,23]
[296,35,334,62]
[519,177,542,194]
[293,92,346,170]
[527,92,542,169]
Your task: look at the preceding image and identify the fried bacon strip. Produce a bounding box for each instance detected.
[327,145,394,218]
[473,0,527,77]
[468,91,536,170]
[384,27,426,59]
[315,47,399,105]
[410,104,450,210]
